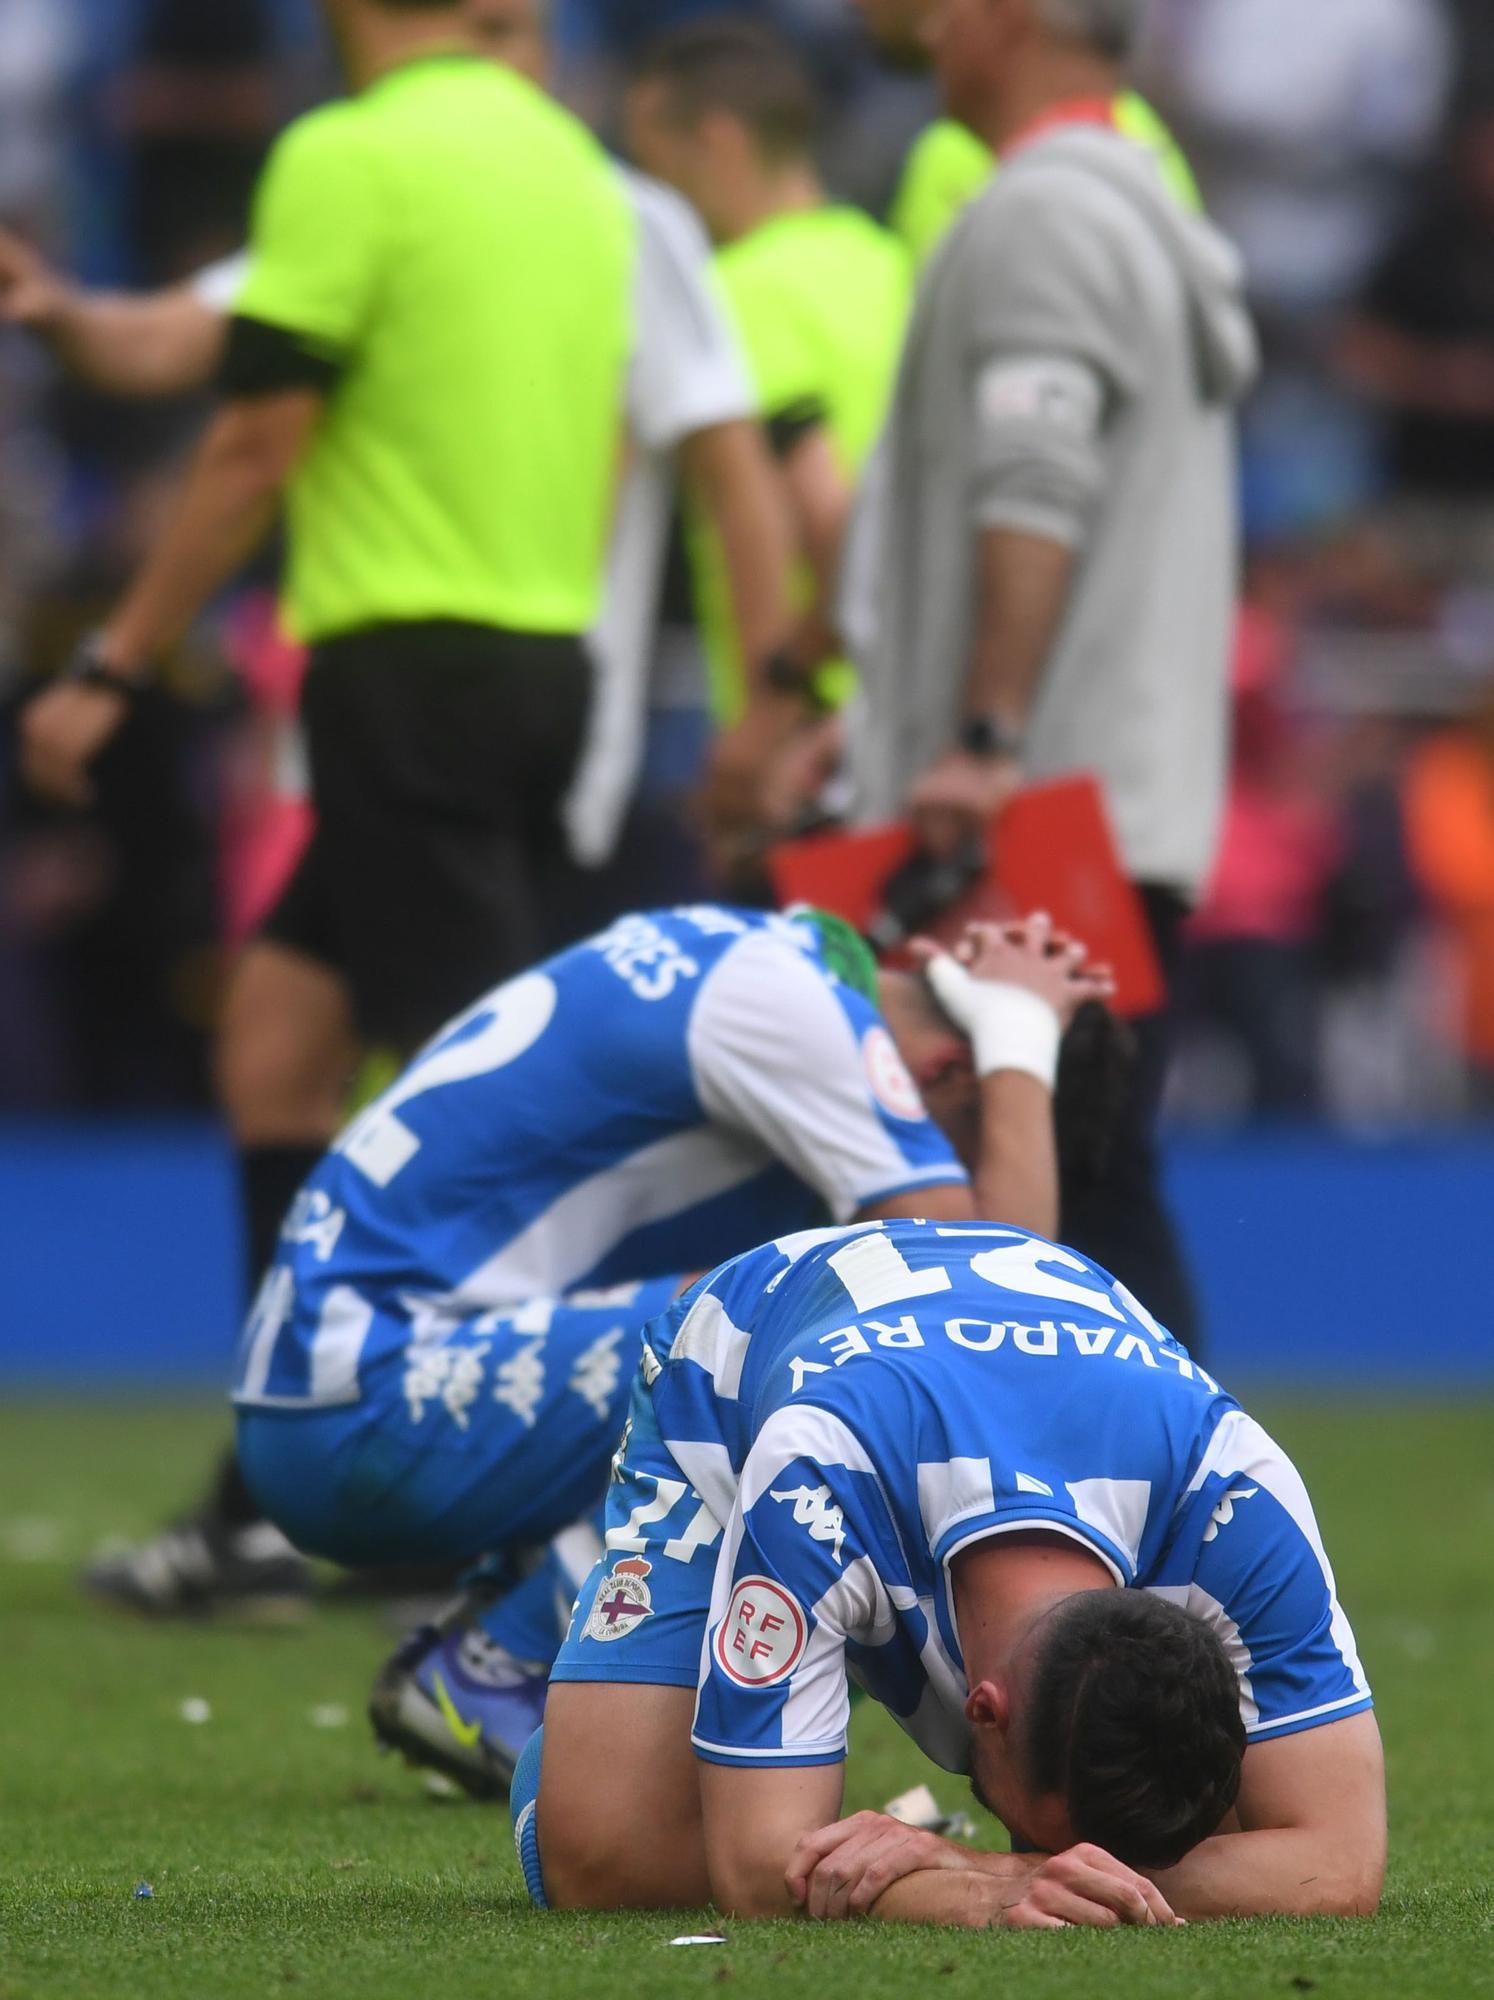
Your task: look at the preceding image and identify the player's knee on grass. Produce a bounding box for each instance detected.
[537,1685,709,1910]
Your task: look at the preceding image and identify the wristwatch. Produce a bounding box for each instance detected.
[60,632,142,703]
[959,713,1024,762]
[763,649,833,714]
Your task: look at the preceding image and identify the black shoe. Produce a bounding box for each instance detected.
[80,1517,312,1623]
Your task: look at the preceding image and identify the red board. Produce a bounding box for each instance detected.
[768,775,1165,1019]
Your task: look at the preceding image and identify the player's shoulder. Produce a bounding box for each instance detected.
[254,94,383,211]
[689,905,870,1010]
[901,118,992,202]
[268,94,370,163]
[818,203,912,276]
[575,905,795,1013]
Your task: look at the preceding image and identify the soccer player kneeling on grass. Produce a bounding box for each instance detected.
[516,1219,1386,1925]
[231,903,1110,1794]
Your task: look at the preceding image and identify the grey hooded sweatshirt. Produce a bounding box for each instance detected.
[845,122,1259,898]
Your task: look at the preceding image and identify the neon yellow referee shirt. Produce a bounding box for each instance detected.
[236,54,635,644]
[699,205,912,720]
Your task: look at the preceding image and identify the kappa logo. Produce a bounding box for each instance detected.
[769,1483,846,1565]
[862,1026,925,1123]
[1203,1486,1259,1543]
[583,1556,655,1642]
[714,1577,808,1687]
[570,1326,627,1424]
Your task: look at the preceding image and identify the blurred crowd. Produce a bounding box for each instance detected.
[2,0,1493,1127]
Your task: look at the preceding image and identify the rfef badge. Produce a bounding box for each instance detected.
[713,1577,808,1687]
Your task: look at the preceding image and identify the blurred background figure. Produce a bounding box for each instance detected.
[1174,611,1345,1123]
[1142,0,1453,542]
[1340,112,1494,582]
[1404,689,1494,1111]
[843,0,1260,1346]
[625,18,910,871]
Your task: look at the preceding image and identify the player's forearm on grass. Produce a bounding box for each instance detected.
[869,1861,1031,1927]
[100,392,320,673]
[48,289,226,398]
[971,1070,1060,1238]
[1149,1828,1384,1920]
[964,527,1074,730]
[1149,1715,1387,1919]
[680,418,796,685]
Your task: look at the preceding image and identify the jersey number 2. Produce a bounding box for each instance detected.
[336,973,558,1188]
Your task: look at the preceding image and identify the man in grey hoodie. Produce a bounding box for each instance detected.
[845,0,1259,1349]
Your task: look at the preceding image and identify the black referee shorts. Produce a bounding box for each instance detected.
[260,620,591,1054]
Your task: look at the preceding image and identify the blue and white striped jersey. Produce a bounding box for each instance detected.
[640,1219,1372,1769]
[233,908,965,1406]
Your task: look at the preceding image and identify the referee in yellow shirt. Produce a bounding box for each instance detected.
[21,0,635,1609]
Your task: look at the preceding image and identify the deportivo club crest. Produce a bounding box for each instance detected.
[584,1557,655,1642]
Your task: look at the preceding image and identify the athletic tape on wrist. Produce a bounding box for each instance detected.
[924,955,1061,1088]
[967,981,1062,1088]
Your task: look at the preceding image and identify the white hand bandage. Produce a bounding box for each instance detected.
[922,956,1062,1089]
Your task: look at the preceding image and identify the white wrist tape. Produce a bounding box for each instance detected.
[924,958,1062,1088]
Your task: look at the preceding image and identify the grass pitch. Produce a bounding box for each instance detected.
[1,1396,1491,2000]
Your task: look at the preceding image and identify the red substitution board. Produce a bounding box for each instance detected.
[768,774,1165,1019]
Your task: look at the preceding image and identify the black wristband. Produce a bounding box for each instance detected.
[959,713,1024,761]
[60,635,143,702]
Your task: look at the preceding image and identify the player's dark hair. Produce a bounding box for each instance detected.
[1054,1000,1135,1191]
[632,17,818,162]
[1023,1591,1246,1870]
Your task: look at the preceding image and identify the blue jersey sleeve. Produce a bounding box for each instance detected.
[1154,1411,1373,1745]
[692,1406,893,1768]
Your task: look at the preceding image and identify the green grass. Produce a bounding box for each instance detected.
[1,1396,1491,2000]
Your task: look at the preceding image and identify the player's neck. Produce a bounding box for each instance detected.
[972,45,1120,155]
[952,1538,1115,1685]
[716,161,824,244]
[336,5,475,92]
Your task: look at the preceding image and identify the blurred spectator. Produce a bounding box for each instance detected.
[1404,689,1494,1105]
[115,0,281,282]
[1340,116,1494,578]
[1143,0,1452,325]
[1141,0,1453,545]
[1180,611,1344,1119]
[0,0,78,244]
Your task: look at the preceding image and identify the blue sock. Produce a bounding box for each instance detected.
[482,1511,606,1667]
[510,1727,548,1909]
[482,1564,562,1667]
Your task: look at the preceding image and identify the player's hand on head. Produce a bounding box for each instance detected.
[914,915,1115,1033]
[995,1844,1182,1930]
[787,1810,966,1921]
